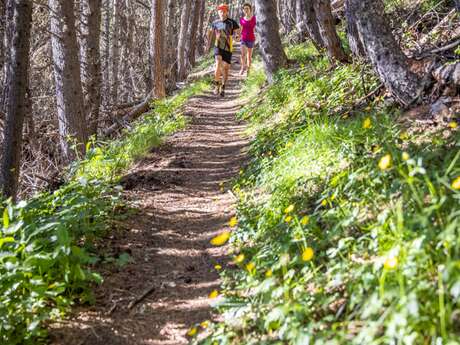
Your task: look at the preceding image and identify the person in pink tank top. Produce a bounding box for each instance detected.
[239,3,256,76]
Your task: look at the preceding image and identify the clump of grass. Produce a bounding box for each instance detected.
[190,42,460,344]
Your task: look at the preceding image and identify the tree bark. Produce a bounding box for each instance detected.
[165,0,178,91]
[0,0,32,199]
[80,0,102,136]
[177,0,191,81]
[102,0,111,108]
[196,0,206,56]
[344,0,365,58]
[49,0,87,160]
[255,0,288,83]
[186,0,202,68]
[349,0,423,106]
[313,0,349,63]
[111,0,121,103]
[295,0,324,49]
[149,0,166,98]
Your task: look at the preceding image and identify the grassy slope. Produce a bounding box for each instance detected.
[193,43,460,344]
[0,80,209,344]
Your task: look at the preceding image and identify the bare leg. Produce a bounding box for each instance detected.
[214,55,223,94]
[240,45,247,74]
[215,55,223,82]
[223,62,231,86]
[246,47,253,75]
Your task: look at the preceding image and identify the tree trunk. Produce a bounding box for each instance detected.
[111,0,121,103]
[295,0,324,49]
[196,0,206,57]
[313,0,349,63]
[349,0,423,106]
[102,0,111,108]
[0,0,5,76]
[344,0,365,58]
[185,0,200,68]
[255,0,288,83]
[177,0,191,81]
[149,0,166,98]
[0,0,32,199]
[165,0,178,91]
[49,0,87,160]
[80,0,102,136]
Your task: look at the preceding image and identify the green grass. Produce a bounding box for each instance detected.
[0,79,209,345]
[189,43,460,344]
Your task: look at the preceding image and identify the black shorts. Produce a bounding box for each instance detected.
[214,48,232,64]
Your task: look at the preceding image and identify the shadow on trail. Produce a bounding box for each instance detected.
[50,47,249,345]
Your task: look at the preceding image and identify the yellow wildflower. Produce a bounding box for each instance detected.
[284,204,295,214]
[210,231,230,246]
[214,264,222,271]
[229,216,238,227]
[235,253,245,263]
[321,199,328,207]
[209,290,219,299]
[286,142,293,148]
[265,269,273,278]
[399,131,409,140]
[300,216,310,225]
[362,117,372,129]
[285,215,293,223]
[384,257,398,270]
[302,247,315,262]
[246,262,256,273]
[402,152,410,161]
[187,327,198,336]
[452,176,460,190]
[200,321,209,329]
[378,154,392,171]
[448,121,458,129]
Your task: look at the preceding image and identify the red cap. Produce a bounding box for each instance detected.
[217,3,229,12]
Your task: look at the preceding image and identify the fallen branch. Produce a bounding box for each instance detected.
[127,284,156,310]
[103,92,155,137]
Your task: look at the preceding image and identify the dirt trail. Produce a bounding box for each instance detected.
[50,51,248,345]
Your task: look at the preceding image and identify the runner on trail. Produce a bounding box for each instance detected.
[239,3,256,76]
[206,3,240,97]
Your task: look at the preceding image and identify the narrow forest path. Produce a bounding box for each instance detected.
[50,50,249,345]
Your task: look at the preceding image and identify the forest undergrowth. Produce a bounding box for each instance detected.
[193,43,460,344]
[0,79,209,345]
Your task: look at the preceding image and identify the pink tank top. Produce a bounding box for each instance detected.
[240,16,256,42]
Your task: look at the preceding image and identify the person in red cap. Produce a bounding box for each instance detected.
[206,3,240,97]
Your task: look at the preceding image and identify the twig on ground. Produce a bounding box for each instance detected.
[127,284,156,310]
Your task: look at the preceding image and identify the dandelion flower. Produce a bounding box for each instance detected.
[235,253,245,263]
[246,262,255,273]
[214,264,222,271]
[399,131,409,140]
[229,216,238,227]
[200,321,209,329]
[378,154,392,171]
[302,247,315,262]
[209,290,219,299]
[265,269,273,278]
[285,215,293,223]
[363,117,372,129]
[210,231,230,246]
[452,176,460,190]
[321,199,328,207]
[187,327,198,336]
[284,204,295,214]
[448,121,458,129]
[300,216,310,225]
[402,152,410,161]
[384,256,398,270]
